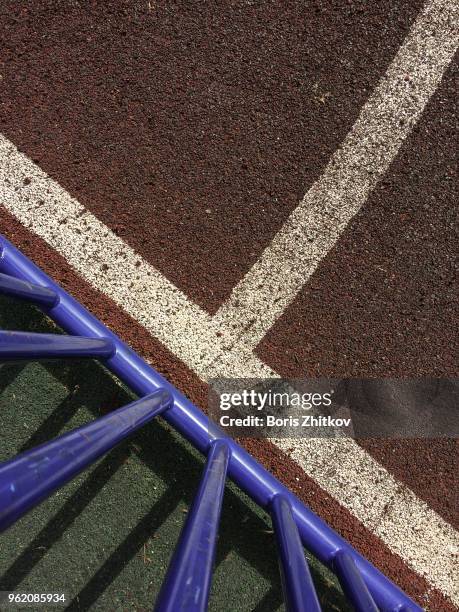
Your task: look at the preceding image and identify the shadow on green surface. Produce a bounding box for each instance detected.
[0,296,349,611]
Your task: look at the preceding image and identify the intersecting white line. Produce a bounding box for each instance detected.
[1,0,458,602]
[213,0,459,352]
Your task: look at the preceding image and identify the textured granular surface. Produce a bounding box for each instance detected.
[257,57,459,528]
[0,0,458,609]
[0,0,422,311]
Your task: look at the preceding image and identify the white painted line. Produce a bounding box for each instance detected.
[375,486,459,607]
[0,135,275,381]
[213,0,459,350]
[0,135,223,379]
[1,136,458,603]
[0,0,458,601]
[275,438,459,605]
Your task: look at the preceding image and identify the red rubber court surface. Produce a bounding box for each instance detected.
[0,1,458,610]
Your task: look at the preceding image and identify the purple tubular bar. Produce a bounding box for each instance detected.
[0,235,421,612]
[0,271,58,307]
[0,390,172,532]
[333,551,379,612]
[270,495,321,612]
[0,330,115,360]
[154,440,230,612]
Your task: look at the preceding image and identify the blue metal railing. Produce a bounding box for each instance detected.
[154,440,230,611]
[271,494,322,612]
[0,235,421,611]
[0,391,172,532]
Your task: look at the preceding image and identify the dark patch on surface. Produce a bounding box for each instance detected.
[0,0,422,311]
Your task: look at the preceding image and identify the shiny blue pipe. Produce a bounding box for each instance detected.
[155,440,230,612]
[0,390,172,532]
[0,330,115,360]
[0,271,58,307]
[271,495,321,612]
[333,551,378,612]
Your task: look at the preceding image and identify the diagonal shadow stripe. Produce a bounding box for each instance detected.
[0,447,129,591]
[0,363,27,394]
[65,486,180,612]
[251,587,283,612]
[18,388,84,453]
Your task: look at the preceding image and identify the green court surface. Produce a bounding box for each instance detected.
[0,296,350,611]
